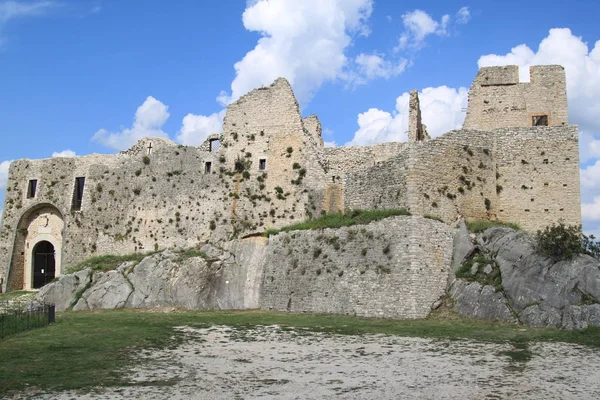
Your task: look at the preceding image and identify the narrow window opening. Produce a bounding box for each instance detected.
[209,139,221,153]
[565,157,570,161]
[72,177,85,211]
[544,183,549,186]
[544,209,549,212]
[563,184,568,187]
[531,198,534,202]
[543,159,549,164]
[532,115,548,126]
[27,179,38,199]
[205,162,212,174]
[524,209,530,212]
[560,208,564,211]
[259,158,267,171]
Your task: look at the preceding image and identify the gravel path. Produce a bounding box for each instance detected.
[25,325,600,399]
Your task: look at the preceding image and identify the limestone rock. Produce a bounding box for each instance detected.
[36,268,92,311]
[450,226,600,330]
[450,280,515,322]
[73,269,133,311]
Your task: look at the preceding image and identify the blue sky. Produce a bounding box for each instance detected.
[1,0,600,236]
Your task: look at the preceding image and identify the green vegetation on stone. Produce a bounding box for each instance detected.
[67,252,158,274]
[466,220,521,233]
[537,221,600,260]
[265,209,411,236]
[456,256,503,291]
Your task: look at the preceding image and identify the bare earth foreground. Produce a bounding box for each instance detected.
[27,325,600,399]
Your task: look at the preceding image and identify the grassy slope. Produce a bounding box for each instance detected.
[0,309,599,395]
[266,209,411,236]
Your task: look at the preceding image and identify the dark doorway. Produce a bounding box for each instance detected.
[32,241,55,289]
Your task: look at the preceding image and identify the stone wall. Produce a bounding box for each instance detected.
[494,125,581,231]
[464,65,568,130]
[260,216,455,319]
[0,79,331,290]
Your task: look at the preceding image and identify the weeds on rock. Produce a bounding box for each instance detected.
[537,221,600,260]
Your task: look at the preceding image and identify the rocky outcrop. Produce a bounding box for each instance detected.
[449,227,600,330]
[38,239,268,312]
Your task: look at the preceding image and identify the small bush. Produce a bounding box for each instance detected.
[142,156,150,165]
[536,221,599,260]
[484,198,491,210]
[293,163,301,169]
[242,171,250,179]
[135,169,142,176]
[133,188,141,195]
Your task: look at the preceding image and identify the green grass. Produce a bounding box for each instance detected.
[0,291,34,301]
[265,209,411,236]
[467,220,521,233]
[67,252,158,274]
[0,309,599,396]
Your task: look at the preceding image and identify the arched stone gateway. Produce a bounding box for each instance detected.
[6,204,64,291]
[32,241,55,289]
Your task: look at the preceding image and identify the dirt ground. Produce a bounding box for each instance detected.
[24,325,600,399]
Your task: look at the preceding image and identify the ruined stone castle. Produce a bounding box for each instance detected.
[0,65,581,298]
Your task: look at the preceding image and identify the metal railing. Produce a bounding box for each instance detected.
[0,301,55,340]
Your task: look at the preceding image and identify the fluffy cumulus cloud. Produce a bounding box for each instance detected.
[353,53,407,83]
[176,110,226,146]
[92,96,170,151]
[347,86,467,146]
[51,149,76,158]
[477,28,600,236]
[397,7,470,51]
[218,0,374,106]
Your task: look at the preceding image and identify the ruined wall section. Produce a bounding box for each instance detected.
[322,142,408,183]
[343,151,410,211]
[260,216,455,319]
[0,138,238,288]
[408,130,497,223]
[218,78,328,231]
[494,125,581,232]
[464,65,568,131]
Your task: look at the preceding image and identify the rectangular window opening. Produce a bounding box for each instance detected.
[563,184,568,187]
[259,158,267,171]
[543,159,549,164]
[209,139,221,153]
[205,162,212,174]
[72,177,85,211]
[532,115,548,126]
[27,179,38,199]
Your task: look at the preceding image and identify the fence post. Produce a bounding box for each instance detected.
[48,305,55,324]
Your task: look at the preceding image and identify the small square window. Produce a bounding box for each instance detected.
[532,115,548,126]
[209,139,221,153]
[205,162,212,174]
[259,159,267,171]
[27,179,38,199]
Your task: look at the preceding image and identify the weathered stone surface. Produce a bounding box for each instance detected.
[40,238,269,312]
[451,221,475,273]
[36,268,92,311]
[73,268,133,311]
[449,280,515,322]
[261,216,455,319]
[451,226,600,329]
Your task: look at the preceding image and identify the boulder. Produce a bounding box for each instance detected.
[450,226,600,329]
[36,268,92,311]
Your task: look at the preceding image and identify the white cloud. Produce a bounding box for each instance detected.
[176,110,225,146]
[397,9,448,50]
[347,86,468,146]
[396,7,470,51]
[52,149,76,158]
[218,0,374,106]
[456,7,470,24]
[354,53,407,81]
[324,141,337,147]
[92,96,170,151]
[0,160,11,191]
[582,197,600,221]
